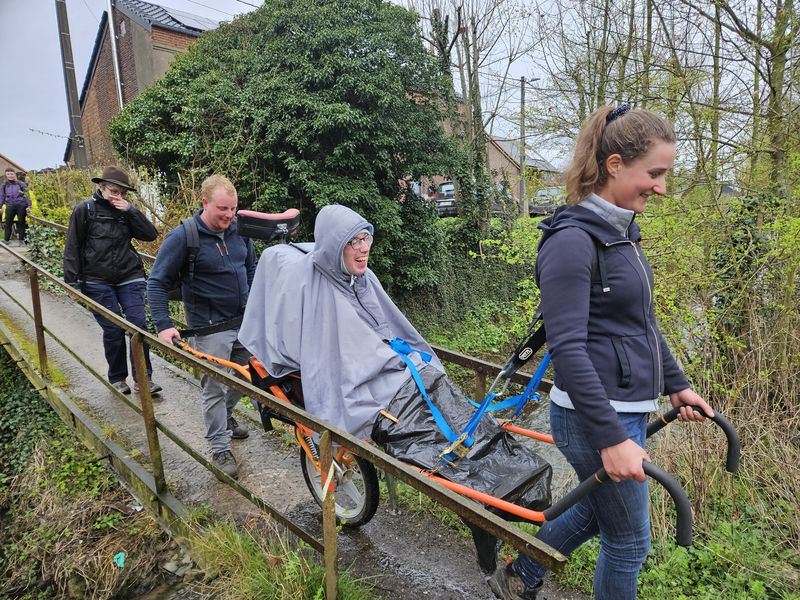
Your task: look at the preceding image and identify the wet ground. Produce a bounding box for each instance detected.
[0,245,588,600]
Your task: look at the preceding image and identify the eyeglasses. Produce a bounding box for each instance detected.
[102,185,129,197]
[347,233,373,250]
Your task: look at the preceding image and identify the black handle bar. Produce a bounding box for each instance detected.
[542,462,692,547]
[647,406,740,474]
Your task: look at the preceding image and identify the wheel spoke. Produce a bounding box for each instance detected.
[337,479,365,511]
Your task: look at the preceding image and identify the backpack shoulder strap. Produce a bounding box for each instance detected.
[83,200,96,226]
[180,217,200,283]
[591,236,610,293]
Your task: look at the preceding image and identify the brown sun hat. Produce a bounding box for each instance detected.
[91,166,136,191]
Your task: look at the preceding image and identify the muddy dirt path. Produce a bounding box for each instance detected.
[0,248,588,600]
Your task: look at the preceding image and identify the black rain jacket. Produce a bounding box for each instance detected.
[63,190,158,286]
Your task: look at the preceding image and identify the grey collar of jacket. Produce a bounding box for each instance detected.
[580,192,635,235]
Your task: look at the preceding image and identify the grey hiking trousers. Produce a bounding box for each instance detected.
[194,328,250,454]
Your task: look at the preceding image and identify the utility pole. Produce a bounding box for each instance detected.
[55,0,88,168]
[106,0,124,109]
[520,76,528,217]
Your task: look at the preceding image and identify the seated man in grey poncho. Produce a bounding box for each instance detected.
[239,204,551,577]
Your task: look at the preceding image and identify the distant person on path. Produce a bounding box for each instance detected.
[63,166,160,396]
[148,174,256,480]
[488,105,714,600]
[1,168,30,245]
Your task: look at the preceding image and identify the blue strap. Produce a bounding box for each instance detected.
[388,338,459,445]
[468,393,535,411]
[468,352,551,417]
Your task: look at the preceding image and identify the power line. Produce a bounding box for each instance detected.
[233,0,261,7]
[29,128,70,140]
[80,0,99,23]
[181,0,236,17]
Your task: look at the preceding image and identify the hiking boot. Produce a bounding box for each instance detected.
[487,563,539,600]
[227,415,249,439]
[212,450,239,479]
[111,380,131,395]
[133,379,163,396]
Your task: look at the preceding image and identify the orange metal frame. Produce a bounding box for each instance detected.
[176,340,556,521]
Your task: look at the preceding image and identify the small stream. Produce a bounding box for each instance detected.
[134,582,208,600]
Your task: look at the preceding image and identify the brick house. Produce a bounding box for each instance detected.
[0,152,27,177]
[417,94,560,202]
[65,0,217,165]
[486,136,560,199]
[420,132,559,202]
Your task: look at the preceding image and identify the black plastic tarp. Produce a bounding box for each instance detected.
[372,365,552,515]
[372,365,552,573]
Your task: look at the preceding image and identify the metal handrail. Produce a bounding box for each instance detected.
[27,213,553,393]
[0,243,569,590]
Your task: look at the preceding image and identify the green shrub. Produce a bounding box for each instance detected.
[0,349,62,488]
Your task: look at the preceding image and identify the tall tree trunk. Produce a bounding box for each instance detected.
[710,1,721,193]
[750,0,763,182]
[766,0,793,196]
[641,0,653,107]
[617,0,636,102]
[596,0,611,105]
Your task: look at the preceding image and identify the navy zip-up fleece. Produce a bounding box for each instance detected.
[536,203,689,449]
[148,211,256,332]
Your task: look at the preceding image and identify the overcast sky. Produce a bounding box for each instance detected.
[0,0,260,171]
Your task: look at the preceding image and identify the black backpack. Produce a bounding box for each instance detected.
[165,217,251,302]
[167,217,200,301]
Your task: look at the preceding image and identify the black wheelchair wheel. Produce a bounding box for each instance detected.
[300,445,379,527]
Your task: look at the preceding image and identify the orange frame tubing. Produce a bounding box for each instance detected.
[500,421,555,445]
[178,340,552,520]
[175,340,253,382]
[410,466,547,523]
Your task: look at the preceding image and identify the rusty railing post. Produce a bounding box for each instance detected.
[131,332,167,498]
[475,368,487,400]
[27,268,49,375]
[320,430,338,600]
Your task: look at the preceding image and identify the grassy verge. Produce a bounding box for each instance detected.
[187,518,376,600]
[0,346,380,600]
[0,348,174,599]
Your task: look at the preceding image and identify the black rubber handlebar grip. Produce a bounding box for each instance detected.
[646,406,740,474]
[542,462,692,547]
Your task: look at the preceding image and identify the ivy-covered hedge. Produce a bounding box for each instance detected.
[110,0,459,291]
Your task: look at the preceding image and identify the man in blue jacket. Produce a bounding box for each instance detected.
[148,174,256,479]
[1,168,30,245]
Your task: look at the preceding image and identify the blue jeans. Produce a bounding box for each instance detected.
[83,281,152,383]
[513,403,650,600]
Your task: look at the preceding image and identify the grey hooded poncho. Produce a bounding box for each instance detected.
[239,204,442,438]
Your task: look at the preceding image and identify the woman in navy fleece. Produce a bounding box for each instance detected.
[488,106,714,600]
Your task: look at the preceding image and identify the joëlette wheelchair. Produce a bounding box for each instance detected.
[174,208,741,556]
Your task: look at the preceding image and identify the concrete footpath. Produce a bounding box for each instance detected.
[0,245,587,600]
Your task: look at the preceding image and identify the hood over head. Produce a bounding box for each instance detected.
[239,204,440,439]
[312,205,374,283]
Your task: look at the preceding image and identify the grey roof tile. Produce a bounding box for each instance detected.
[121,0,218,35]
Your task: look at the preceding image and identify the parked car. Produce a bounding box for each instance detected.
[490,181,518,216]
[529,186,564,216]
[432,181,457,217]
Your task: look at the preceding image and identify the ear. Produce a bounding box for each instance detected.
[605,153,624,177]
